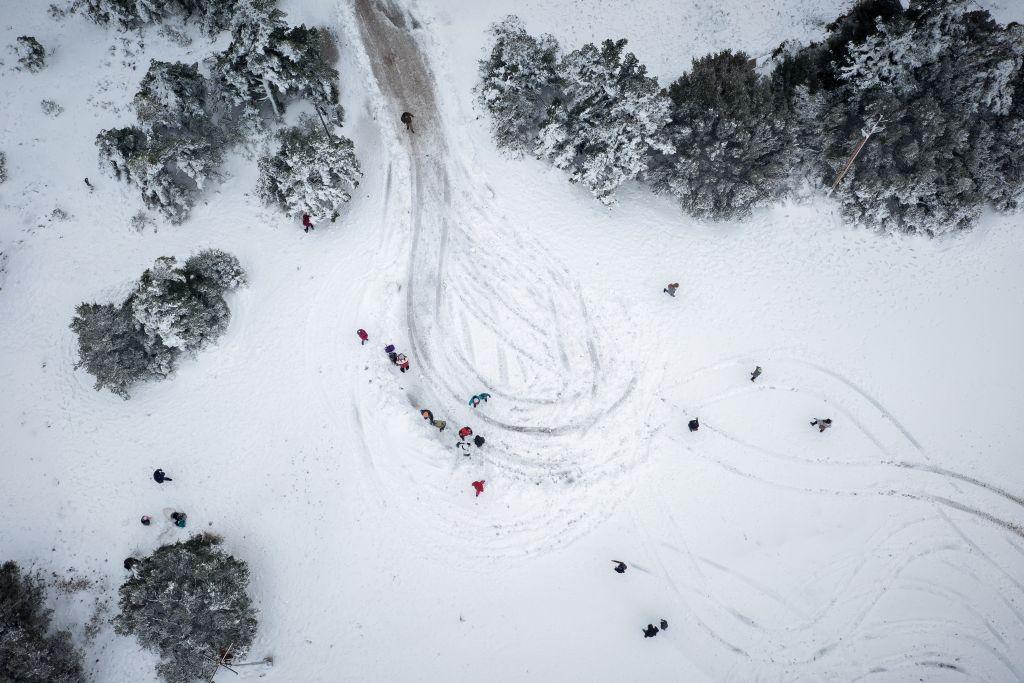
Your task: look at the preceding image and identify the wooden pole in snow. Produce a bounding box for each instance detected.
[828,115,884,195]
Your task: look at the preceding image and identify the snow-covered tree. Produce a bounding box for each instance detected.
[0,561,86,683]
[14,36,46,72]
[816,0,1024,234]
[0,151,7,184]
[476,16,561,155]
[77,0,240,33]
[113,535,258,683]
[536,39,673,204]
[649,50,790,219]
[70,300,175,398]
[184,248,248,291]
[214,0,342,126]
[257,115,361,220]
[134,61,211,133]
[130,255,232,353]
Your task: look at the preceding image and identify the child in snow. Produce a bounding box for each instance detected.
[688,418,699,432]
[750,366,762,382]
[473,435,485,448]
[153,468,172,483]
[357,329,368,345]
[612,561,627,574]
[810,418,832,433]
[302,214,314,233]
[433,419,447,431]
[140,515,151,526]
[170,512,187,528]
[472,480,485,497]
[663,283,679,297]
[458,426,473,441]
[643,624,659,638]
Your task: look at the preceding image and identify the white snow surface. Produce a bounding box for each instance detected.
[2,0,1024,681]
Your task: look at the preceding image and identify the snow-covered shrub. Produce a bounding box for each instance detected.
[113,534,258,683]
[41,99,65,117]
[649,50,790,219]
[806,0,1024,234]
[14,36,46,72]
[214,1,342,127]
[70,301,175,398]
[184,248,248,291]
[0,561,86,683]
[536,39,673,204]
[476,16,561,155]
[71,251,245,397]
[257,115,361,220]
[0,151,7,184]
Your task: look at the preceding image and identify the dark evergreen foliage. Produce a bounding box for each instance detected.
[0,561,85,683]
[14,36,47,72]
[113,535,258,683]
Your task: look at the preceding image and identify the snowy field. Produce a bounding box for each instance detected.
[2,0,1024,680]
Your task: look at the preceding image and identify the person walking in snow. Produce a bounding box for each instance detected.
[357,329,369,345]
[140,515,151,526]
[750,366,762,382]
[421,409,434,422]
[810,418,832,433]
[456,441,472,454]
[170,511,187,528]
[473,435,485,448]
[385,344,395,354]
[612,561,627,574]
[469,393,491,408]
[388,351,399,364]
[688,418,699,432]
[663,283,679,297]
[643,624,659,638]
[660,619,668,630]
[472,480,485,497]
[458,426,473,441]
[401,111,415,133]
[302,213,314,233]
[399,357,410,373]
[84,177,94,192]
[153,469,172,483]
[433,419,447,432]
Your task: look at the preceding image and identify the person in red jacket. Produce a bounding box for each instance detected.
[302,213,314,233]
[472,480,485,497]
[458,426,473,441]
[357,329,368,345]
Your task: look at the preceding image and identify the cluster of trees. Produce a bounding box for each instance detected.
[478,1,1024,234]
[0,562,84,683]
[4,534,259,683]
[70,248,246,398]
[90,0,359,223]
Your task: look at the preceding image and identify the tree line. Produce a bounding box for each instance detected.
[477,0,1024,235]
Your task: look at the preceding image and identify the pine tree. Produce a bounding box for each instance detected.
[214,0,342,126]
[113,535,258,683]
[130,256,231,353]
[70,301,175,398]
[650,50,790,219]
[0,561,86,683]
[818,0,1024,234]
[14,36,46,72]
[536,39,673,204]
[476,16,561,155]
[257,115,361,220]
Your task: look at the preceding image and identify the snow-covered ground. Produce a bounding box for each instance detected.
[2,0,1023,680]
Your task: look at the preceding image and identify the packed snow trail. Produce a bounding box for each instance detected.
[342,0,647,563]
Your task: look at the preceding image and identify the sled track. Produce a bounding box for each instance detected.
[630,356,1024,678]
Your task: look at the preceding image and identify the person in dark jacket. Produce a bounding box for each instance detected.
[153,469,172,483]
[643,624,659,638]
[302,214,314,233]
[750,366,762,382]
[663,283,679,297]
[660,619,668,630]
[401,111,414,133]
[612,561,627,574]
[473,435,485,448]
[140,515,151,526]
[688,418,699,432]
[123,557,140,571]
[170,512,187,528]
[810,418,833,432]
